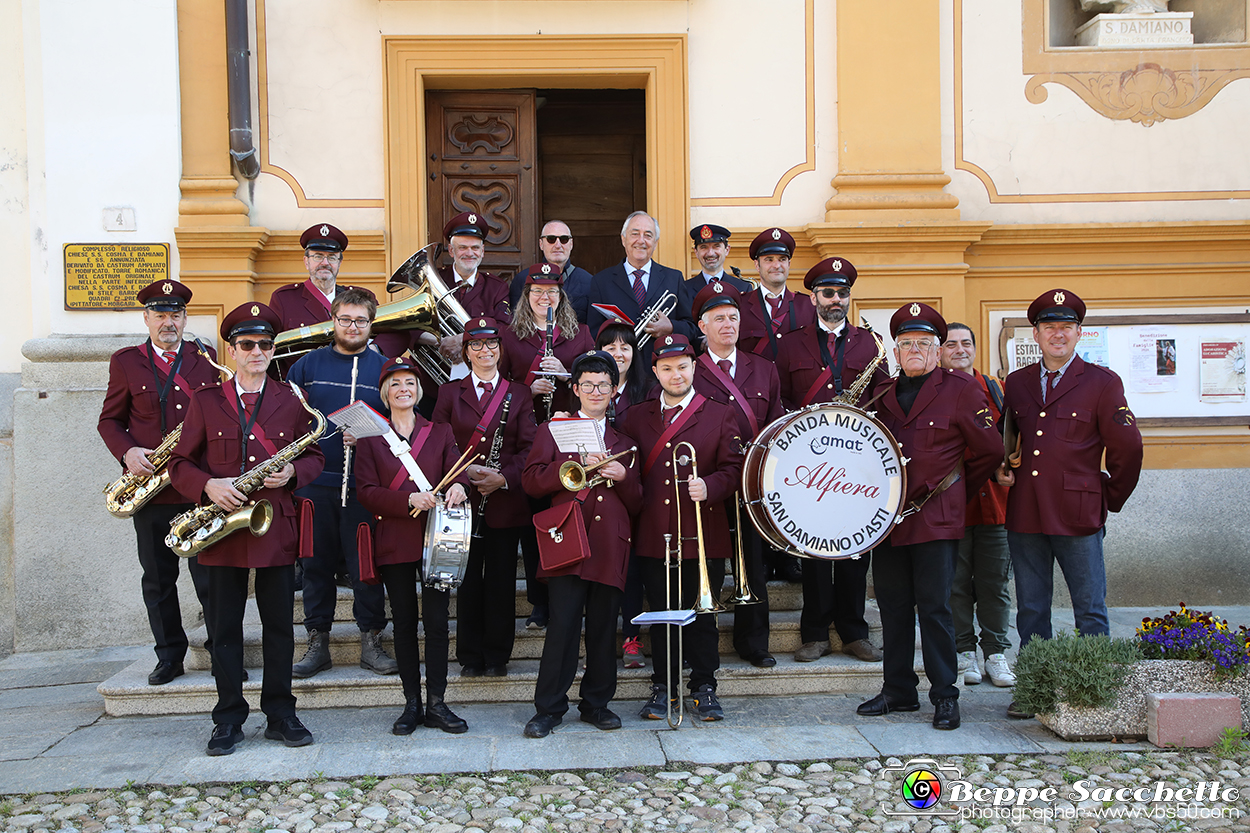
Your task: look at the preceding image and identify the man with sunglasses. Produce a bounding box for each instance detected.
[510,221,594,323]
[168,302,325,756]
[775,257,890,665]
[282,288,395,680]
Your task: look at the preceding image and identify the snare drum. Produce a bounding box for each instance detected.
[742,403,906,560]
[423,499,473,591]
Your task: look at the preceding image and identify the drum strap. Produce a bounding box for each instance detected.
[699,353,758,437]
[899,460,964,519]
[643,394,705,476]
[385,424,434,491]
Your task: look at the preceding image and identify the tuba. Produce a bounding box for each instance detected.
[165,382,326,557]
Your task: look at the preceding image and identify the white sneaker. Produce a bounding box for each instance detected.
[985,653,1016,687]
[957,650,982,685]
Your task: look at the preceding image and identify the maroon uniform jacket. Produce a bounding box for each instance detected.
[446,266,512,324]
[432,376,537,528]
[98,340,223,505]
[876,369,1002,547]
[168,382,326,568]
[354,418,470,566]
[738,287,817,361]
[498,325,594,417]
[692,350,784,445]
[522,420,643,591]
[775,323,889,412]
[619,396,743,562]
[269,280,372,332]
[1002,357,1143,537]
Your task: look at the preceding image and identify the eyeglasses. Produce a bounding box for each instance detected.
[529,287,561,297]
[816,287,851,300]
[896,338,936,352]
[541,235,572,244]
[576,381,615,394]
[334,316,371,329]
[305,252,342,264]
[466,338,500,351]
[234,339,275,353]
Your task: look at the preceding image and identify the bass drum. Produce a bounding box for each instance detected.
[422,500,473,591]
[743,403,906,560]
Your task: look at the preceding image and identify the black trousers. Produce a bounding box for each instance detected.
[378,561,451,701]
[799,554,871,644]
[133,501,211,662]
[534,574,622,717]
[639,557,725,693]
[456,523,521,669]
[521,497,549,610]
[730,514,771,658]
[872,538,959,704]
[619,550,645,639]
[297,485,387,633]
[206,564,296,726]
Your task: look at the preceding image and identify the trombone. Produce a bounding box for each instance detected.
[672,441,726,617]
[725,493,761,607]
[557,447,636,491]
[635,290,679,349]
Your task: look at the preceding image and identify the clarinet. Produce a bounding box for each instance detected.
[471,392,512,539]
[540,306,555,421]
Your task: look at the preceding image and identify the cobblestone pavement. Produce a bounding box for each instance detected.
[2,752,1249,833]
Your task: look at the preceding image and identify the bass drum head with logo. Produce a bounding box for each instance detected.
[743,403,905,560]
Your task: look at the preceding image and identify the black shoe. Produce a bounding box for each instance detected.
[484,664,508,677]
[744,651,776,668]
[425,696,468,734]
[579,707,622,731]
[148,660,184,686]
[691,685,724,721]
[461,665,484,678]
[525,605,549,630]
[392,697,424,736]
[523,712,563,738]
[639,684,673,720]
[264,715,313,747]
[933,697,960,730]
[857,692,921,716]
[1007,701,1035,720]
[205,723,244,756]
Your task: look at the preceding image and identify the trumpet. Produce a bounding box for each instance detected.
[635,290,679,349]
[557,447,636,491]
[725,493,761,607]
[672,442,725,616]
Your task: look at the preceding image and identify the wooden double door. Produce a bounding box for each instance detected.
[425,89,646,282]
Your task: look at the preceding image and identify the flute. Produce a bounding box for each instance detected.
[340,354,359,507]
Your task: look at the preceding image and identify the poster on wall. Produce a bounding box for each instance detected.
[1129,327,1178,393]
[1200,341,1246,403]
[1007,328,1042,374]
[1077,326,1109,367]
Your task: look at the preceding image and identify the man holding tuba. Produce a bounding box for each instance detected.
[619,334,743,721]
[98,279,221,686]
[169,302,325,756]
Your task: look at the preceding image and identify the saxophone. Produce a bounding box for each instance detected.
[103,339,232,519]
[833,318,888,410]
[165,382,326,558]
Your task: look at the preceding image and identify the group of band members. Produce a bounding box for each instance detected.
[100,210,1143,750]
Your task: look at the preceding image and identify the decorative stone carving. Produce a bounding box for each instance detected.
[449,180,514,243]
[448,114,514,155]
[1024,62,1229,126]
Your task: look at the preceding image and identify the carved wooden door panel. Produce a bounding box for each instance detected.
[426,91,538,285]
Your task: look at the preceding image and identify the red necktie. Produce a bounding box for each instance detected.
[663,405,683,427]
[632,269,647,309]
[1044,370,1059,403]
[241,391,260,417]
[479,380,493,402]
[159,350,174,367]
[768,295,784,326]
[717,359,732,378]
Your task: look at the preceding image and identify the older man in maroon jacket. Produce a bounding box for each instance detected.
[99,279,222,686]
[691,281,784,668]
[621,334,743,721]
[995,289,1143,719]
[856,303,1002,731]
[775,256,890,664]
[169,302,326,756]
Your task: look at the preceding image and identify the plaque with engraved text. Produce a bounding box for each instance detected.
[64,243,169,310]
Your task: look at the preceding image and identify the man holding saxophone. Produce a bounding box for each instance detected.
[99,279,221,687]
[169,302,325,756]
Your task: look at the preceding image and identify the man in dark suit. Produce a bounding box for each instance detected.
[738,228,816,361]
[856,302,1001,731]
[587,211,697,361]
[168,302,326,756]
[995,289,1143,719]
[98,279,221,686]
[510,220,594,323]
[684,224,752,295]
[620,335,743,722]
[775,256,890,664]
[690,282,783,668]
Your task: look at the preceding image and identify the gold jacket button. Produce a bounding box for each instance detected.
[1033,449,1040,456]
[174,386,180,391]
[664,499,670,505]
[597,495,604,502]
[594,515,601,521]
[1039,411,1047,418]
[1032,470,1039,476]
[249,434,255,440]
[176,404,182,409]
[249,456,256,462]
[1036,430,1043,436]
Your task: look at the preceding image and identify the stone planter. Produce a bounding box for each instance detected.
[1037,659,1250,741]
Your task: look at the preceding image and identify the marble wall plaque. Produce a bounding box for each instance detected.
[1076,12,1194,47]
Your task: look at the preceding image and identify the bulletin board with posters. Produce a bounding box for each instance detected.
[996,313,1250,427]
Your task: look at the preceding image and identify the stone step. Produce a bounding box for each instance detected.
[296,580,809,625]
[185,601,883,670]
[99,650,909,718]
